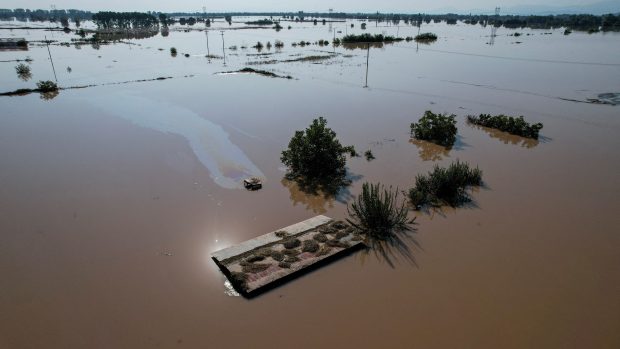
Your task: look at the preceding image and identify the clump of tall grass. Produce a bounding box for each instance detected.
[408,160,482,209]
[467,114,543,139]
[410,110,458,147]
[346,182,415,240]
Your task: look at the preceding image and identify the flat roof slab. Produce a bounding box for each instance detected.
[212,215,365,294]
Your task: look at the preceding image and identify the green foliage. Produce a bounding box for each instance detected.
[341,33,403,43]
[346,182,414,240]
[408,160,482,208]
[364,150,375,161]
[281,117,354,192]
[170,47,177,56]
[36,80,58,92]
[92,11,159,29]
[410,111,458,147]
[467,114,543,139]
[245,19,274,25]
[302,239,320,253]
[414,32,438,43]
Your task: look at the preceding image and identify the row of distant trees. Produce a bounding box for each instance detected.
[0,8,91,23]
[92,12,159,29]
[0,9,618,31]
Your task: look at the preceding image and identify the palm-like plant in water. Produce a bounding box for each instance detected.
[347,182,415,240]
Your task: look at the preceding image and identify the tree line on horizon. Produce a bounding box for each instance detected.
[0,8,618,31]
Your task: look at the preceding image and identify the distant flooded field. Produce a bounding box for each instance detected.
[1,17,619,348]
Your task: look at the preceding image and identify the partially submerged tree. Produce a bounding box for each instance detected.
[410,110,458,147]
[36,80,58,92]
[15,63,32,81]
[281,117,356,193]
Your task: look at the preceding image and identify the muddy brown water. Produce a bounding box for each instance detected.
[1,18,619,348]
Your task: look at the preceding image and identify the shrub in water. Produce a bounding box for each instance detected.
[36,80,58,92]
[346,183,414,240]
[408,160,482,208]
[410,110,458,147]
[15,63,31,81]
[414,32,438,43]
[467,114,543,139]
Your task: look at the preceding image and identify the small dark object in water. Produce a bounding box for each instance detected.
[243,177,262,190]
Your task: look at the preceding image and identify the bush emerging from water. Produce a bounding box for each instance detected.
[414,32,438,43]
[341,33,402,43]
[15,63,32,81]
[408,160,482,209]
[364,150,375,161]
[36,80,58,92]
[281,117,356,192]
[170,47,177,56]
[467,114,543,139]
[410,111,458,147]
[346,182,414,240]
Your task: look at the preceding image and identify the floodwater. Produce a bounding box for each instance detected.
[1,17,619,348]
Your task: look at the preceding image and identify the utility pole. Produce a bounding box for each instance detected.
[205,30,210,57]
[364,43,370,88]
[45,35,57,82]
[220,31,226,66]
[490,6,500,45]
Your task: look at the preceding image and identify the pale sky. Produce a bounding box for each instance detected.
[2,0,609,14]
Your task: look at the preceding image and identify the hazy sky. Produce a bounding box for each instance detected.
[2,0,605,13]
